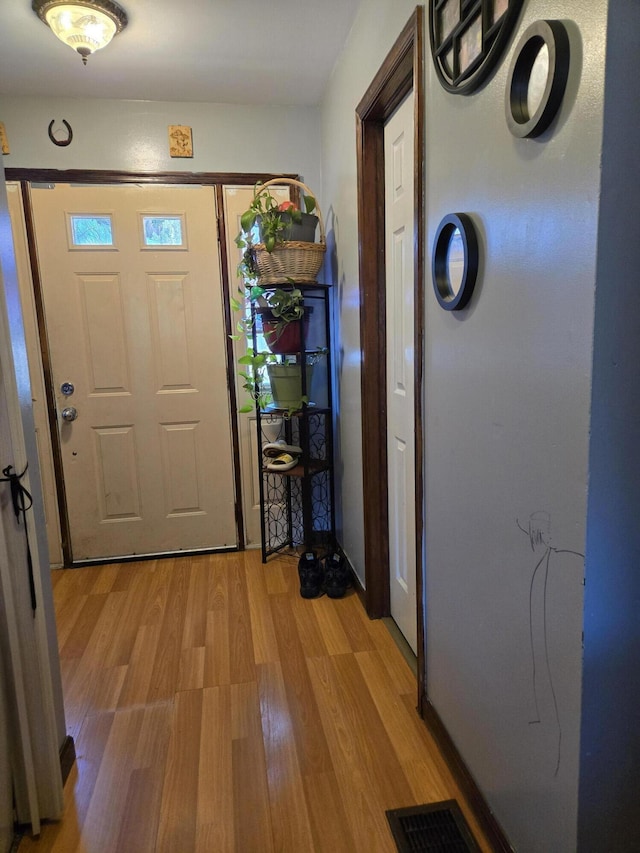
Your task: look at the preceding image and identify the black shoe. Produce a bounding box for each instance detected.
[298,551,324,598]
[323,552,350,599]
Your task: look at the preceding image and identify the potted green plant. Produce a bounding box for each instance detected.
[235,347,275,414]
[231,285,326,414]
[266,350,326,411]
[235,178,326,285]
[231,282,313,354]
[257,286,315,354]
[235,347,324,415]
[231,178,327,414]
[236,182,317,253]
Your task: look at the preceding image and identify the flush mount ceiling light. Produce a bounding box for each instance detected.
[32,0,128,65]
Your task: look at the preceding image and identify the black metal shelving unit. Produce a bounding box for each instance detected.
[252,282,335,562]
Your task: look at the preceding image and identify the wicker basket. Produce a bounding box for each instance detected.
[252,178,326,284]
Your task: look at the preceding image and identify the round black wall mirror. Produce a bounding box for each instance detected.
[505,20,570,138]
[432,213,479,311]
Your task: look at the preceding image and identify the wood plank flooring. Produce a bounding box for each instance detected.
[20,551,491,852]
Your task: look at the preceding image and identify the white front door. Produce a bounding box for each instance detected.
[384,94,417,653]
[30,183,237,561]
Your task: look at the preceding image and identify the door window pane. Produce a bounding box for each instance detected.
[70,214,114,246]
[141,215,185,247]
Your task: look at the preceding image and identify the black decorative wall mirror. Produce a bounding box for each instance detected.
[429,0,526,94]
[505,20,571,138]
[432,213,479,311]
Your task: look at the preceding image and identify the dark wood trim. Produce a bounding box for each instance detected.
[421,697,514,852]
[5,169,299,186]
[355,7,426,703]
[356,20,416,122]
[19,181,73,564]
[59,735,76,785]
[412,7,426,720]
[355,112,388,619]
[215,184,245,550]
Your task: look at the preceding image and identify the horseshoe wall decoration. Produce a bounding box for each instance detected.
[48,119,73,147]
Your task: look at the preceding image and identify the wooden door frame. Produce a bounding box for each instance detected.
[5,169,296,565]
[355,7,425,702]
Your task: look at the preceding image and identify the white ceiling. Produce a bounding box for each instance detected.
[0,0,361,106]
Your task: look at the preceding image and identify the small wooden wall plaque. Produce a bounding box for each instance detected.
[168,125,193,158]
[0,123,9,155]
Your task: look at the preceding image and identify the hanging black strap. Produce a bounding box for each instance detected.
[0,464,36,614]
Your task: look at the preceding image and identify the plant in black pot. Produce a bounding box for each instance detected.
[245,193,317,253]
[231,282,308,352]
[235,178,325,285]
[236,183,317,253]
[256,286,315,355]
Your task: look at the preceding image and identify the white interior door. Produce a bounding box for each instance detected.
[30,184,237,561]
[384,94,417,653]
[6,182,63,567]
[222,185,289,548]
[0,176,65,833]
[0,652,13,853]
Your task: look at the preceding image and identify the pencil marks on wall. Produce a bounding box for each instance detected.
[517,511,584,776]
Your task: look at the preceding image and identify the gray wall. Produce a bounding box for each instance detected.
[423,4,605,851]
[321,1,608,850]
[0,96,322,191]
[578,1,640,850]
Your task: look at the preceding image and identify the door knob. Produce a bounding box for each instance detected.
[61,406,78,422]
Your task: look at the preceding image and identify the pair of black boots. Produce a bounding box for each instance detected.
[298,551,350,599]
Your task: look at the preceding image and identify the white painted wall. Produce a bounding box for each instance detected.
[0,96,322,193]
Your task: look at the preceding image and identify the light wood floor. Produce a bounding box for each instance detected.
[21,550,490,852]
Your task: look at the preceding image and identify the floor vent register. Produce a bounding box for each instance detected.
[386,800,481,852]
